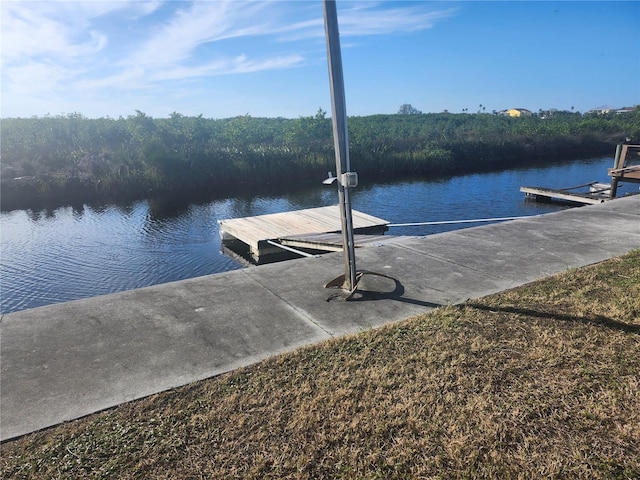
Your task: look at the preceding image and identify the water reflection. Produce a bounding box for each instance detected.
[285,187,335,209]
[1,156,617,314]
[25,207,56,222]
[147,196,192,221]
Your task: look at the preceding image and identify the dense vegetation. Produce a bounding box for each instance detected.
[1,108,639,210]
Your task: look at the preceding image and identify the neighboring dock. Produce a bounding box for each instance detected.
[520,182,610,205]
[218,205,391,263]
[609,143,640,197]
[521,143,640,205]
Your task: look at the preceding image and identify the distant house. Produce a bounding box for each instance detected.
[615,106,637,114]
[498,108,533,117]
[586,105,616,114]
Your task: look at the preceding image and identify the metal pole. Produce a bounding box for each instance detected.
[323,0,357,290]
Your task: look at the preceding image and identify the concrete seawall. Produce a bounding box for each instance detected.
[2,195,639,441]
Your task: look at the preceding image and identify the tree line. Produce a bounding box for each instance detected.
[1,108,639,210]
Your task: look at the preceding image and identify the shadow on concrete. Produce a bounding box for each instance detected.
[465,303,640,335]
[327,275,443,309]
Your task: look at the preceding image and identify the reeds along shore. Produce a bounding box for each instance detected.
[2,109,639,210]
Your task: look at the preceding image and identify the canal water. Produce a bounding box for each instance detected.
[1,156,623,314]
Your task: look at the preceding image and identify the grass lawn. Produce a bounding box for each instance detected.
[2,250,639,479]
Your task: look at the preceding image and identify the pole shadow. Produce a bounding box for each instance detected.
[465,303,640,335]
[326,272,442,309]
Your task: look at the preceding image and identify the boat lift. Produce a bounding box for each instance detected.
[609,143,640,198]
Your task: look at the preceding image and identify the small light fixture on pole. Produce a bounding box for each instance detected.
[323,0,357,292]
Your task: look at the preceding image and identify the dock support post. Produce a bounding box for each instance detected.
[610,143,622,198]
[323,0,357,291]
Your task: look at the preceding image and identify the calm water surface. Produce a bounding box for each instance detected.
[1,156,622,314]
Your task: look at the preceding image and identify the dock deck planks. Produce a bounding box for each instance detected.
[219,205,390,252]
[520,186,607,205]
[279,232,402,252]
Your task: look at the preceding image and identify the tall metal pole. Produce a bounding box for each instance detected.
[323,0,357,290]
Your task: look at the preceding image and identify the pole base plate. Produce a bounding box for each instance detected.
[325,270,398,301]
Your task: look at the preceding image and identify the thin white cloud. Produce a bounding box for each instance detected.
[155,53,306,80]
[339,5,458,36]
[122,1,457,80]
[4,62,74,96]
[127,1,278,68]
[0,0,458,117]
[76,66,149,91]
[0,1,156,63]
[1,4,104,63]
[78,52,305,90]
[277,2,458,41]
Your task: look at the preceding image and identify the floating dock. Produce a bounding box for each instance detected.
[219,206,391,264]
[520,182,609,205]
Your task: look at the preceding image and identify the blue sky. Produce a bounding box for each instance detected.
[1,1,638,119]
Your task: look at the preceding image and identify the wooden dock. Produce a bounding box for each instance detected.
[278,232,402,252]
[521,143,640,205]
[520,184,609,205]
[219,206,391,263]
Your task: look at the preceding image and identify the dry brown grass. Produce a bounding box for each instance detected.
[2,250,639,479]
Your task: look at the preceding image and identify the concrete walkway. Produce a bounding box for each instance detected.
[2,195,639,441]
